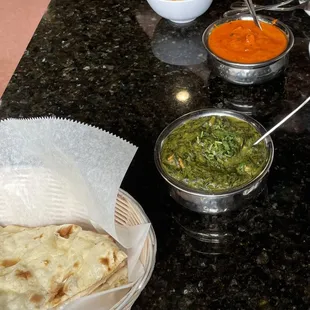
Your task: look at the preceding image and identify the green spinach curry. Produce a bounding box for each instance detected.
[161,115,268,192]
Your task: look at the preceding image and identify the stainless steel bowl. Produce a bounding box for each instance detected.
[202,14,294,85]
[154,109,274,214]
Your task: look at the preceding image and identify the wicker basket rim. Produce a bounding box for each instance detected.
[113,189,157,310]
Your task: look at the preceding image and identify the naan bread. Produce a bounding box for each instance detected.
[0,224,127,309]
[94,264,128,293]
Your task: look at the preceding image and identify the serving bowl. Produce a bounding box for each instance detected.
[202,14,294,85]
[154,109,274,214]
[146,0,213,24]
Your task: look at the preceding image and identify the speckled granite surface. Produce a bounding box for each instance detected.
[2,0,310,309]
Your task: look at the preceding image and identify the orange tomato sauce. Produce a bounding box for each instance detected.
[208,20,288,64]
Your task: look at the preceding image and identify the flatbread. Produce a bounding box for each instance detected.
[94,264,128,293]
[0,224,127,309]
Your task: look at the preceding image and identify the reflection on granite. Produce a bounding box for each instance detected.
[208,74,286,119]
[151,19,208,66]
[171,186,269,252]
[1,0,310,308]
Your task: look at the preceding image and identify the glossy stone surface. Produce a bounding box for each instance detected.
[2,0,310,308]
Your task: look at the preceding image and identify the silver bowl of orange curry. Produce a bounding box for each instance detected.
[202,14,294,85]
[154,109,274,214]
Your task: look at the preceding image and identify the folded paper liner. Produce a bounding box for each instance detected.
[0,118,150,310]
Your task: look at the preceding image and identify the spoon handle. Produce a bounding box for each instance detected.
[253,96,310,146]
[224,7,263,17]
[230,0,294,10]
[244,0,263,30]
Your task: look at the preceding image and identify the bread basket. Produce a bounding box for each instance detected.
[112,189,157,309]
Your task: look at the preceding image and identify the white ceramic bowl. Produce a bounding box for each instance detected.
[146,0,213,24]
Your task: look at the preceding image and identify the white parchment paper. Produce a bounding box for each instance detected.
[0,118,150,309]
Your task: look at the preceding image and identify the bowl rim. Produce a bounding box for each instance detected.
[202,14,295,68]
[154,108,274,197]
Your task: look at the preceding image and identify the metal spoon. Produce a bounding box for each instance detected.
[230,0,294,10]
[244,0,263,30]
[253,96,310,146]
[224,0,310,17]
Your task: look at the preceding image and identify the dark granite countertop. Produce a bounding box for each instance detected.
[2,0,310,309]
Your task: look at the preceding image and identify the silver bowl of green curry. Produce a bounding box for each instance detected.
[154,109,274,214]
